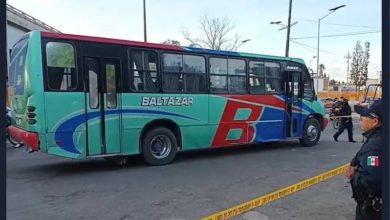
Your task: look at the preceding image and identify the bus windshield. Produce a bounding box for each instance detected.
[364,84,382,104]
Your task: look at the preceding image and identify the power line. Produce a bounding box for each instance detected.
[290,40,336,55]
[293,17,380,29]
[290,40,317,53]
[290,40,343,64]
[291,30,381,40]
[321,22,380,29]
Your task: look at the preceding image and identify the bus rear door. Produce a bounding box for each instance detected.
[85,57,121,156]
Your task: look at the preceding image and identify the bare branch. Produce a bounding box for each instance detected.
[181,13,241,51]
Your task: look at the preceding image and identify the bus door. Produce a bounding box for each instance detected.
[85,57,121,156]
[286,71,302,137]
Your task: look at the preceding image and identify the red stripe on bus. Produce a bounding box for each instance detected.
[222,95,285,109]
[41,32,184,51]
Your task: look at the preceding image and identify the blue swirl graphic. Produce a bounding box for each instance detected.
[54,109,197,154]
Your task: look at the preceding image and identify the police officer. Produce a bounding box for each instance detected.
[344,100,382,220]
[333,97,356,142]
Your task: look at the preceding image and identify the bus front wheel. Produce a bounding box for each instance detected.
[142,127,178,166]
[299,118,321,147]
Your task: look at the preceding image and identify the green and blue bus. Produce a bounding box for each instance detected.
[8,31,328,165]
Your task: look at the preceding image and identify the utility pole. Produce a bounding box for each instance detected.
[285,0,293,57]
[143,0,147,42]
[316,5,346,79]
[344,51,352,84]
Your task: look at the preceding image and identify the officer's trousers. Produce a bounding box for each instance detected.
[334,120,353,141]
[355,203,381,220]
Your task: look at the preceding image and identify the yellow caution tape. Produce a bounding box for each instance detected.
[201,163,350,220]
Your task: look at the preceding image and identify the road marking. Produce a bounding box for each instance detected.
[201,163,350,220]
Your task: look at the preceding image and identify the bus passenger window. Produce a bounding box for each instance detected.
[249,61,266,94]
[162,53,182,92]
[162,53,207,93]
[46,42,77,91]
[228,59,246,93]
[210,58,228,93]
[264,63,282,94]
[183,55,206,93]
[129,50,159,92]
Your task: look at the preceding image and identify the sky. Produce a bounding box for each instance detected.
[7,0,381,82]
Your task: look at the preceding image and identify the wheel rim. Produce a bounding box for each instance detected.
[150,135,172,159]
[306,124,319,142]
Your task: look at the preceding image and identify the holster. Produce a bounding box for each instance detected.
[351,181,382,212]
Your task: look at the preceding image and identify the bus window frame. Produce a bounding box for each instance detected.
[161,51,208,94]
[248,59,283,95]
[248,59,266,95]
[301,67,315,101]
[209,56,248,94]
[42,39,80,92]
[127,48,161,93]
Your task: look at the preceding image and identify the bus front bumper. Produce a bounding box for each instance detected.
[8,126,40,152]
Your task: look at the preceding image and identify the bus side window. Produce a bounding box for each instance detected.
[302,72,314,101]
[249,61,265,94]
[265,62,282,94]
[46,42,77,91]
[228,59,246,94]
[210,58,228,94]
[183,55,206,93]
[162,53,182,92]
[129,50,159,92]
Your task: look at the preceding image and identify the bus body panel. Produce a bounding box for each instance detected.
[120,93,211,153]
[44,93,86,159]
[8,31,51,151]
[8,30,327,162]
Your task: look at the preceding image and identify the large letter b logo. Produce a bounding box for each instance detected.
[211,100,262,148]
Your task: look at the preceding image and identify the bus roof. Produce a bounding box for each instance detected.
[40,31,305,65]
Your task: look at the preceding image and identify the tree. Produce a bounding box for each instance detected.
[181,13,241,51]
[161,39,181,46]
[360,42,370,89]
[350,41,370,91]
[329,79,337,85]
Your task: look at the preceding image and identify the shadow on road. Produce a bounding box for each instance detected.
[9,141,306,176]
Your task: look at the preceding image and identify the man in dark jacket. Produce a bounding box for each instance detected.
[333,97,356,142]
[344,100,382,220]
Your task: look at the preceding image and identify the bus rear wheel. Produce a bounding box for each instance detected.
[300,118,321,147]
[142,127,177,166]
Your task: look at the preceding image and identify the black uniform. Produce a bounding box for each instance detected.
[333,101,354,142]
[350,127,382,220]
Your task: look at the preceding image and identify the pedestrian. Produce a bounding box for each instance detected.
[344,100,382,220]
[333,97,356,142]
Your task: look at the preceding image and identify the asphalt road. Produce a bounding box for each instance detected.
[7,119,363,220]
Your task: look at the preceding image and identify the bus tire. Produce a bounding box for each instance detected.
[299,118,321,147]
[142,127,177,166]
